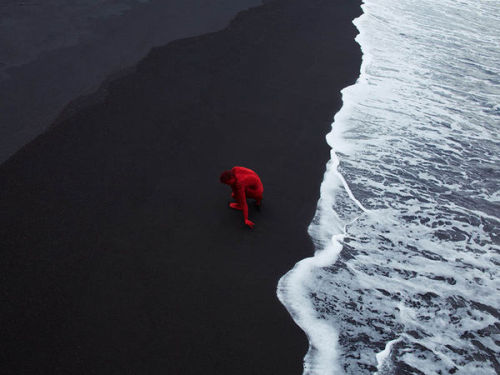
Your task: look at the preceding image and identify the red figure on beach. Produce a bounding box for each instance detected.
[220,166,263,228]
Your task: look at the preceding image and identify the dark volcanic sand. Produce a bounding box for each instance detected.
[0,0,362,373]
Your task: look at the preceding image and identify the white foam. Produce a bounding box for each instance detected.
[277,235,344,374]
[375,336,402,374]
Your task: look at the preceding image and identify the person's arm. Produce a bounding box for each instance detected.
[236,186,254,228]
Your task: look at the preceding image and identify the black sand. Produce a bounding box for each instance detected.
[0,0,362,373]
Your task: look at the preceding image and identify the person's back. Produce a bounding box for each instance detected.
[232,166,263,195]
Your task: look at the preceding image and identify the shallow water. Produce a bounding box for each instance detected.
[0,0,149,76]
[279,0,500,373]
[0,0,262,163]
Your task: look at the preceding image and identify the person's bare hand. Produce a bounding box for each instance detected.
[229,203,242,211]
[245,219,255,229]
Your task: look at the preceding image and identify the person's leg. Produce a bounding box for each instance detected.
[247,188,263,207]
[255,196,262,206]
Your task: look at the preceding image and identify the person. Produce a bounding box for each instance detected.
[220,166,263,228]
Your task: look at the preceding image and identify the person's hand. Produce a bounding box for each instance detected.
[229,203,242,210]
[245,219,255,229]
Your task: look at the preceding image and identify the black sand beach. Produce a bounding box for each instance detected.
[1,0,362,373]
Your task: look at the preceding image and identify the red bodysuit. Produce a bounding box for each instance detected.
[227,166,263,228]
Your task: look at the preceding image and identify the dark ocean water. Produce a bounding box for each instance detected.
[279,0,500,373]
[0,0,261,162]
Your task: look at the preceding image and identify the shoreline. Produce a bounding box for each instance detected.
[0,0,362,373]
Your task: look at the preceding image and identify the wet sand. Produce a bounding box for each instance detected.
[0,0,362,373]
